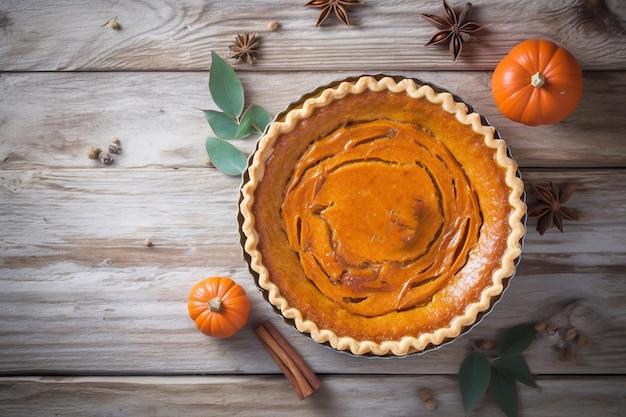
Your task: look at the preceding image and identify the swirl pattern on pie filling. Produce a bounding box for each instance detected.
[282,119,482,317]
[239,76,526,355]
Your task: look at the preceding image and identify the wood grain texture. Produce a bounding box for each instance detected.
[1,168,624,375]
[1,71,625,170]
[1,375,625,417]
[1,0,625,413]
[1,169,624,256]
[0,0,624,71]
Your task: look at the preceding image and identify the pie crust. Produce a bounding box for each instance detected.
[239,76,526,356]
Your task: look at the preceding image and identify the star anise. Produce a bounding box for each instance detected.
[420,0,483,61]
[306,0,363,27]
[229,32,259,65]
[528,182,582,236]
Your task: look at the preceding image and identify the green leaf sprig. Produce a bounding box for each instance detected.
[203,51,272,176]
[459,323,538,417]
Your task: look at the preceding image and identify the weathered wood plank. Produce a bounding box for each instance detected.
[0,257,623,375]
[1,71,625,169]
[0,0,624,71]
[1,0,623,413]
[1,169,624,254]
[1,168,624,375]
[0,252,623,375]
[1,375,625,417]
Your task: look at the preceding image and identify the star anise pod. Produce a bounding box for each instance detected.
[306,0,363,27]
[229,32,259,65]
[420,0,483,61]
[528,182,582,235]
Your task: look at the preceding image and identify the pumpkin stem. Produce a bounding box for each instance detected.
[208,297,222,312]
[531,72,546,88]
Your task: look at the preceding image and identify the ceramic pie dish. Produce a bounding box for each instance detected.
[239,75,526,356]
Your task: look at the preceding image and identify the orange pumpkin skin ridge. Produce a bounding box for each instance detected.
[492,39,583,126]
[188,277,251,338]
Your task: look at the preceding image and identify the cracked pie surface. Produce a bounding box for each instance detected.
[239,76,526,356]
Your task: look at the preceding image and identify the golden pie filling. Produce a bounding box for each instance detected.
[240,76,526,356]
[282,119,482,318]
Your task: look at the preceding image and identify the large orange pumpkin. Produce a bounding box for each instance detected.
[188,276,250,338]
[492,39,583,126]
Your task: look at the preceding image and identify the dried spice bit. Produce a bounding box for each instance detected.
[418,388,437,410]
[564,327,578,341]
[103,17,120,30]
[99,152,114,165]
[267,20,280,32]
[478,338,495,350]
[144,238,152,247]
[536,327,560,346]
[87,146,102,160]
[424,398,437,410]
[109,143,121,154]
[577,335,592,349]
[470,337,495,351]
[306,0,364,27]
[545,324,558,336]
[528,181,582,235]
[418,388,433,402]
[557,344,575,362]
[112,137,120,145]
[229,32,260,65]
[534,321,547,332]
[420,0,483,61]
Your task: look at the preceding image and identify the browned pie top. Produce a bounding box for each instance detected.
[240,76,526,356]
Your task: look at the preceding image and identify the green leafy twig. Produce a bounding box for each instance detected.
[459,324,539,417]
[203,51,272,176]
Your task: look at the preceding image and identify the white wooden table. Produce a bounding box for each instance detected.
[1,1,625,415]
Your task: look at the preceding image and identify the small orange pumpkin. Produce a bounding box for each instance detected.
[188,276,251,338]
[492,39,583,126]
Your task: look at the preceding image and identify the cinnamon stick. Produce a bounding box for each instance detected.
[262,320,321,392]
[255,320,321,400]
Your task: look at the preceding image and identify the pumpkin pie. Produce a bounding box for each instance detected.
[239,75,526,356]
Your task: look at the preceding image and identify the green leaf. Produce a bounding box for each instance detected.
[493,355,538,388]
[231,105,273,139]
[489,367,518,417]
[233,117,254,139]
[209,51,244,118]
[497,324,537,358]
[240,104,273,134]
[203,110,239,139]
[459,351,491,416]
[205,137,248,176]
